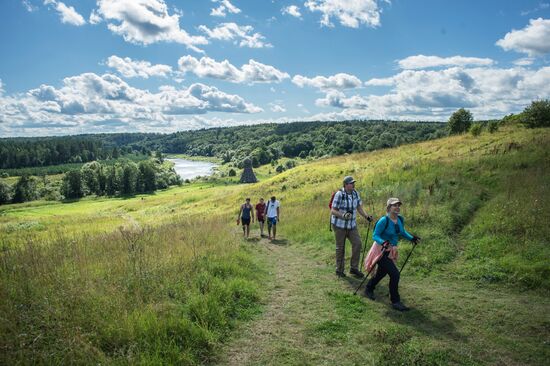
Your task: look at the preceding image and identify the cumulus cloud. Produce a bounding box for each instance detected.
[336,65,550,121]
[152,84,263,114]
[398,55,495,70]
[304,0,384,28]
[496,18,550,56]
[106,56,172,78]
[210,0,241,17]
[0,72,261,137]
[92,0,207,52]
[177,56,289,84]
[198,22,272,48]
[292,73,362,90]
[44,0,86,26]
[282,5,302,18]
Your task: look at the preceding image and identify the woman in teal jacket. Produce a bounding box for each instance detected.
[365,197,419,311]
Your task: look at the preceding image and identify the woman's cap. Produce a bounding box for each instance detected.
[386,197,402,207]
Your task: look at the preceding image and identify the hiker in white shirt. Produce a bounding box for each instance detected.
[264,196,280,241]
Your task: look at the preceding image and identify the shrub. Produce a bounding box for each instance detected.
[521,99,550,128]
[470,123,483,136]
[228,168,236,177]
[488,120,499,133]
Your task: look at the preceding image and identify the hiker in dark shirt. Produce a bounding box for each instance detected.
[255,198,266,237]
[237,198,254,239]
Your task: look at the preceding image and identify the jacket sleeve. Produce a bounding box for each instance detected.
[372,216,386,245]
[400,217,414,241]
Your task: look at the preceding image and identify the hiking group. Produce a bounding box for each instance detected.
[237,196,280,241]
[330,176,420,312]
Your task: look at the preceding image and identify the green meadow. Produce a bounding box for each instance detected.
[1,124,549,365]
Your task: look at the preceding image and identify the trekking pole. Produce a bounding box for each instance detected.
[360,221,372,267]
[399,241,418,275]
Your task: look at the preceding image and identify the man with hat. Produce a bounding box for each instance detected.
[330,176,374,278]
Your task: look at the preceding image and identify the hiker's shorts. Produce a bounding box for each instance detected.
[267,217,277,226]
[241,217,251,225]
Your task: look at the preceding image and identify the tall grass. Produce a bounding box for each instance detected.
[0,217,263,365]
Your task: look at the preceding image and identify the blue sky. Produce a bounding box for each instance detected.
[0,0,549,137]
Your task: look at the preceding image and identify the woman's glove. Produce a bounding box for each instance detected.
[411,235,421,244]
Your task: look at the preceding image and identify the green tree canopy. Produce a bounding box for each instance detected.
[448,108,473,134]
[522,100,550,128]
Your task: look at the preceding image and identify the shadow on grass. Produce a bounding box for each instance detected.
[270,238,289,246]
[340,277,465,341]
[245,237,261,242]
[384,307,466,341]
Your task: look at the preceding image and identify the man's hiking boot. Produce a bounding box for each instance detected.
[349,268,365,278]
[335,271,346,278]
[364,288,375,300]
[392,302,410,312]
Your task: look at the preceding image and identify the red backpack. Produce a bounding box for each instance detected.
[328,191,337,209]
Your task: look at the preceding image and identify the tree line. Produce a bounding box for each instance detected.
[0,135,151,170]
[0,158,181,205]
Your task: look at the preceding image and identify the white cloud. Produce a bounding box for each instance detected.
[282,5,302,18]
[292,73,362,90]
[22,0,38,12]
[44,0,86,26]
[106,56,172,78]
[198,22,272,48]
[327,65,550,121]
[513,57,535,66]
[304,0,384,28]
[89,9,101,24]
[520,3,549,16]
[269,101,286,112]
[496,18,550,56]
[0,72,261,137]
[178,56,289,84]
[92,0,207,52]
[398,55,495,70]
[210,0,241,17]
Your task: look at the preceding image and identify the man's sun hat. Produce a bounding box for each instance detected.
[343,176,356,185]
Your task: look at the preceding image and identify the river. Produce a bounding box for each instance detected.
[166,158,218,180]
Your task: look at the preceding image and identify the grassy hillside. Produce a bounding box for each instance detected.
[1,124,549,364]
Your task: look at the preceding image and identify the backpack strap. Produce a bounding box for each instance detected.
[378,214,404,233]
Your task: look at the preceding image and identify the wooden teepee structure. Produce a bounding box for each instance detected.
[240,158,258,183]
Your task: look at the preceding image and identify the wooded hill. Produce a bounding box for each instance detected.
[1,120,447,170]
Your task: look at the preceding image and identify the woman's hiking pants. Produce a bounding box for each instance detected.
[366,252,401,303]
[332,225,362,273]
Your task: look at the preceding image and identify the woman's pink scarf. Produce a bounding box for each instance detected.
[363,242,398,272]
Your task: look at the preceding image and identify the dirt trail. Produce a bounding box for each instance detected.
[217,236,354,366]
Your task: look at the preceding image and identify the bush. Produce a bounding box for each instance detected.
[470,123,483,136]
[228,168,236,177]
[488,120,499,133]
[521,99,550,128]
[0,180,11,204]
[285,160,297,169]
[448,108,473,134]
[276,165,285,173]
